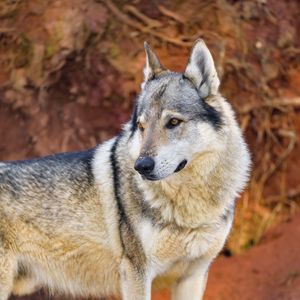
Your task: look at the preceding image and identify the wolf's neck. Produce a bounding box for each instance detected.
[137,151,230,228]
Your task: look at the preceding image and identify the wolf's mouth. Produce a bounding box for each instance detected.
[141,174,160,181]
[140,159,188,181]
[174,159,187,173]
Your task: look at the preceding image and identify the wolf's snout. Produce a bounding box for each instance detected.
[134,156,155,175]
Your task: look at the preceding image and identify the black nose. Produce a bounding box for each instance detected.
[134,156,155,175]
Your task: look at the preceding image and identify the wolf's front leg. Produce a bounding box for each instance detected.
[0,249,15,300]
[120,257,151,300]
[171,258,211,300]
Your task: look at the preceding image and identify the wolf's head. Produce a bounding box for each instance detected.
[129,40,229,181]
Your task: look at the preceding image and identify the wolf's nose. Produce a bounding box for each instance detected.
[134,156,155,174]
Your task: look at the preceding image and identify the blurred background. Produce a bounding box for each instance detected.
[1,0,299,299]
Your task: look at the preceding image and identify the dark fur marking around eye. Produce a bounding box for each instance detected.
[201,100,223,130]
[182,74,223,130]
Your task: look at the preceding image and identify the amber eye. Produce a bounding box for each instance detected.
[137,121,145,131]
[166,118,182,129]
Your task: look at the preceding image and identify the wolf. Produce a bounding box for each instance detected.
[0,39,250,300]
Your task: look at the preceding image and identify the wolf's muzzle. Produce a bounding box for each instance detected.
[134,156,155,176]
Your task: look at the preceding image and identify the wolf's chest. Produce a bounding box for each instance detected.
[136,219,217,274]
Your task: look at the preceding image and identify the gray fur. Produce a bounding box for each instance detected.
[139,72,222,128]
[0,149,100,235]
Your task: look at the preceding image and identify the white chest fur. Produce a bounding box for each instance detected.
[135,214,232,280]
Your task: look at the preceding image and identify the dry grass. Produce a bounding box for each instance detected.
[229,99,299,253]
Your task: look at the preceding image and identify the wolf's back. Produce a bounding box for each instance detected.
[0,148,97,216]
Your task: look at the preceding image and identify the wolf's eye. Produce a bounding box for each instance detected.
[166,118,182,129]
[137,121,145,132]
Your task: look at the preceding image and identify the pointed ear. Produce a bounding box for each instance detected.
[142,42,165,86]
[184,39,220,98]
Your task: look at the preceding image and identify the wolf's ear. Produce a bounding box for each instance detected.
[142,42,165,87]
[184,39,220,98]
